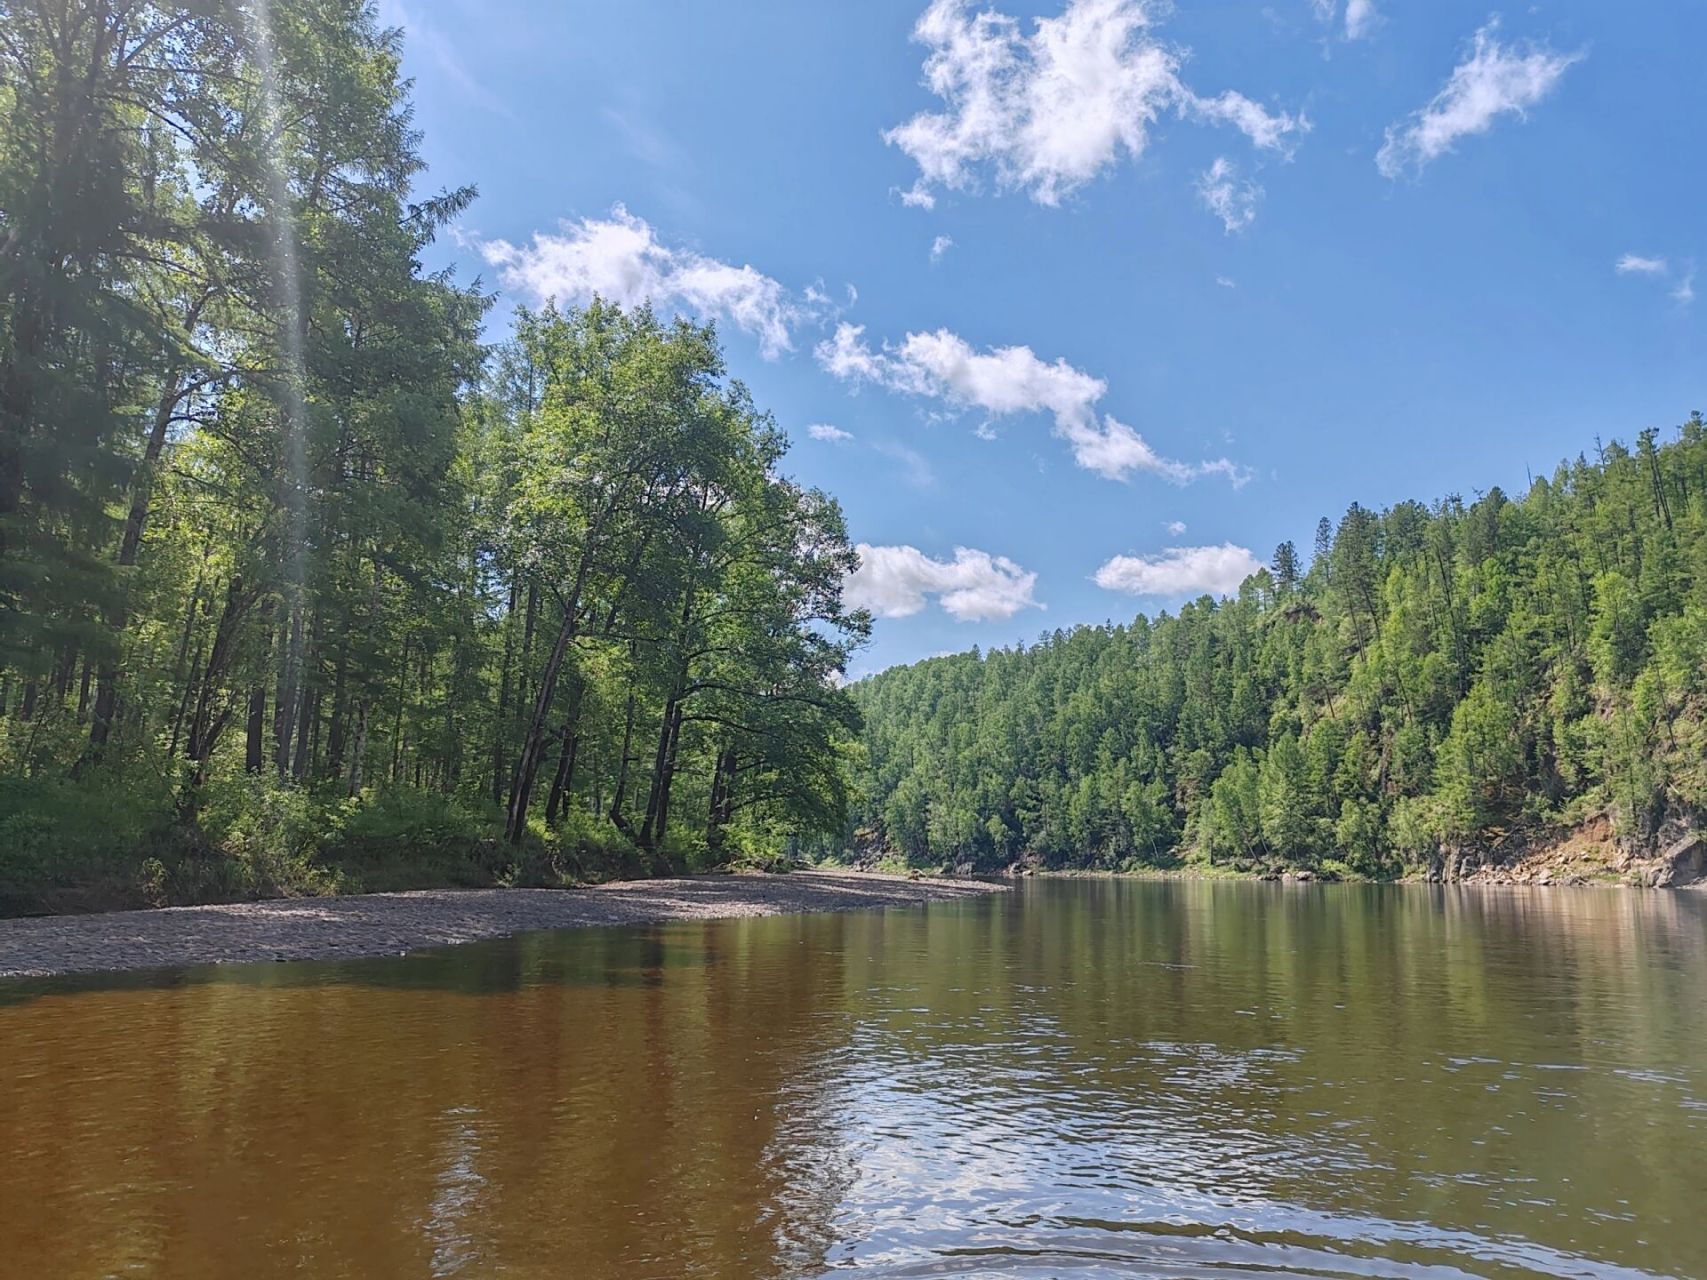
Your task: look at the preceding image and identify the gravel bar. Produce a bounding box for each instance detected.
[0,872,1005,979]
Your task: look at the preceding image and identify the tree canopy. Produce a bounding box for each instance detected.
[850,421,1707,876]
[0,0,865,910]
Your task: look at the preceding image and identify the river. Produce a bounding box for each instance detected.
[2,879,1703,1278]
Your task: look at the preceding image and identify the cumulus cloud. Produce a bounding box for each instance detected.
[815,323,1244,484]
[1197,157,1260,233]
[846,544,1041,621]
[1376,20,1581,179]
[1166,520,1187,535]
[807,423,854,442]
[481,205,813,359]
[885,0,1303,208]
[930,234,955,261]
[1094,543,1265,597]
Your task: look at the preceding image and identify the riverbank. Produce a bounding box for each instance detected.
[926,823,1707,890]
[0,871,1004,979]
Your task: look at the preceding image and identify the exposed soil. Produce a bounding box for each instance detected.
[1432,816,1707,888]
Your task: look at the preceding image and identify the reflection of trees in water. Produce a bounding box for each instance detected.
[2,886,1704,1278]
[0,913,858,1279]
[786,884,1707,1278]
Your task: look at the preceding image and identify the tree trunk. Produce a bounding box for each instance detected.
[86,370,193,756]
[74,657,92,722]
[545,677,583,826]
[325,652,349,781]
[348,701,369,795]
[707,747,738,855]
[491,573,519,805]
[503,604,580,843]
[275,601,302,779]
[606,687,637,840]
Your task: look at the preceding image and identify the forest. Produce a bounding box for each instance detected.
[850,422,1707,877]
[5,2,1705,914]
[0,0,867,911]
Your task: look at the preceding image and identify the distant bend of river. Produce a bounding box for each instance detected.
[3,879,1704,1279]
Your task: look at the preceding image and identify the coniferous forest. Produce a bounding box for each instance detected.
[4,1,1705,913]
[0,1,866,911]
[850,424,1707,877]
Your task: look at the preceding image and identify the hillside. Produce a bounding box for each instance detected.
[849,419,1707,882]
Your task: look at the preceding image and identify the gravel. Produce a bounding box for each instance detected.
[0,871,1005,979]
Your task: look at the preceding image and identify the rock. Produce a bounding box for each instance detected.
[1651,835,1706,888]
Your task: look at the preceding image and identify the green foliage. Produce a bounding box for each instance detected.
[0,5,866,912]
[852,419,1707,874]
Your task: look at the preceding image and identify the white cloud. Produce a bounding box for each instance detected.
[930,234,955,262]
[846,544,1041,621]
[816,321,891,383]
[1197,156,1260,233]
[886,0,1303,209]
[815,323,1245,484]
[1376,21,1581,179]
[1616,254,1668,275]
[807,423,853,442]
[1215,275,1237,289]
[1614,254,1696,306]
[1344,0,1377,40]
[480,205,812,359]
[1166,520,1187,535]
[898,181,938,210]
[1094,543,1264,597]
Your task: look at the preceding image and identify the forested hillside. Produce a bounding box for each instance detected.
[0,1,864,911]
[851,422,1707,877]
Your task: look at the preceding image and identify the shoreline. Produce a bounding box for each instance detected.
[995,864,1707,890]
[0,871,1005,980]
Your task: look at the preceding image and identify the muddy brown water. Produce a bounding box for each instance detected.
[2,879,1703,1279]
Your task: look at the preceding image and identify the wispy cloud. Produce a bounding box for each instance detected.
[886,0,1303,209]
[847,544,1041,621]
[807,423,854,443]
[1197,157,1261,233]
[1310,0,1376,40]
[1344,0,1378,40]
[378,0,511,118]
[1616,254,1668,275]
[1615,253,1696,306]
[872,439,937,489]
[480,205,820,359]
[816,323,1246,485]
[930,234,955,262]
[1094,543,1263,596]
[1376,19,1581,179]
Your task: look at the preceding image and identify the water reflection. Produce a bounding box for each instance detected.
[1,882,1703,1279]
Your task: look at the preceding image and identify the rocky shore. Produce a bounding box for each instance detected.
[0,871,1005,980]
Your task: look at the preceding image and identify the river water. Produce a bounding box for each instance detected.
[2,880,1704,1279]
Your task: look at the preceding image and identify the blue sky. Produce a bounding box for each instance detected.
[383,0,1705,676]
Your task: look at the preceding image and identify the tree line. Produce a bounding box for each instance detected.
[0,0,865,909]
[851,421,1707,875]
